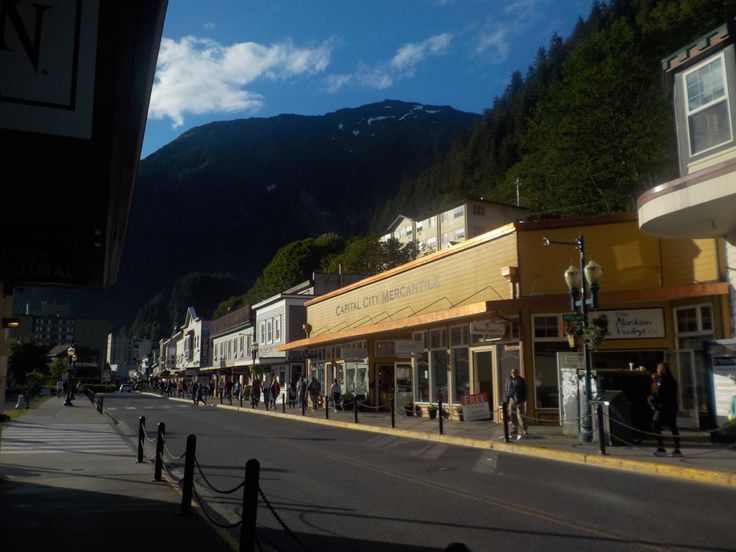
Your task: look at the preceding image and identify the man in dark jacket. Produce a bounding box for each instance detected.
[649,362,681,457]
[505,369,528,439]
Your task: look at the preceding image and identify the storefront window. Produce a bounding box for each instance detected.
[432,350,449,402]
[533,342,569,409]
[452,347,470,402]
[416,352,429,402]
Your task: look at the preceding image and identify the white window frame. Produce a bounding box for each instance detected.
[453,206,464,219]
[673,303,714,336]
[684,51,733,157]
[532,314,563,341]
[275,316,282,342]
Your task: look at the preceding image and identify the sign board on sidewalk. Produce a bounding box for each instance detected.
[461,392,491,421]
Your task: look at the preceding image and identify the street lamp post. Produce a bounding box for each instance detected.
[63,346,76,407]
[543,235,602,443]
[250,340,259,385]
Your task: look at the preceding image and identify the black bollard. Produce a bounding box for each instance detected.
[137,416,146,463]
[181,435,197,514]
[241,459,261,552]
[282,394,286,413]
[596,403,607,456]
[240,392,243,408]
[302,398,306,416]
[99,395,104,413]
[354,394,358,424]
[154,422,165,481]
[325,393,329,419]
[502,402,510,443]
[390,397,395,428]
[438,400,444,435]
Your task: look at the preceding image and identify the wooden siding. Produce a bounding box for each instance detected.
[518,221,662,295]
[307,232,518,336]
[661,237,720,286]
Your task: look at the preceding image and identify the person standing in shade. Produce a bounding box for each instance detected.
[649,362,682,457]
[505,369,528,439]
[270,376,280,408]
[329,378,341,412]
[308,375,321,411]
[296,376,308,410]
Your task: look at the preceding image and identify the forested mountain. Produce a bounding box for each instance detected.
[115,100,478,333]
[374,0,736,227]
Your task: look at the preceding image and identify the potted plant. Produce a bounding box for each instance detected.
[428,404,438,419]
[452,405,464,421]
[402,403,414,416]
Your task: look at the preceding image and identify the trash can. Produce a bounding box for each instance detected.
[599,370,653,442]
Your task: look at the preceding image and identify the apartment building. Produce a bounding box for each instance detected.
[381,199,527,254]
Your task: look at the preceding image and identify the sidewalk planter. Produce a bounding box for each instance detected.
[402,403,414,416]
[452,405,464,421]
[428,405,438,419]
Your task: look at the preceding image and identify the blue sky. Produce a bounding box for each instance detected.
[142,0,593,158]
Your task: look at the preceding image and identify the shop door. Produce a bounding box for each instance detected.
[394,362,412,409]
[667,349,699,429]
[375,364,394,409]
[473,348,493,408]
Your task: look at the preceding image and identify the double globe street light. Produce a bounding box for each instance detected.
[543,235,603,443]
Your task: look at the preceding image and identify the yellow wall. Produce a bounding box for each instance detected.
[518,221,721,295]
[308,229,518,336]
[518,221,662,295]
[661,237,721,286]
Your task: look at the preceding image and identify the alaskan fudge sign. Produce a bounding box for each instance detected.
[594,308,665,339]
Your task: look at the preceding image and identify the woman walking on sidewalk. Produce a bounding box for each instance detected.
[649,362,682,457]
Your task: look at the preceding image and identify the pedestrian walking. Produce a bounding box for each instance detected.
[270,377,280,408]
[287,381,297,408]
[329,378,341,412]
[297,375,308,410]
[308,376,321,411]
[649,362,682,457]
[251,378,261,408]
[505,369,528,439]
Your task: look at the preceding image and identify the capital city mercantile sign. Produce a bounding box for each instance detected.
[334,275,441,317]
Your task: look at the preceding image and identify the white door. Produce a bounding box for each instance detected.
[667,349,699,429]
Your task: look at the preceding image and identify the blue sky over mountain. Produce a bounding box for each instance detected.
[142,0,592,157]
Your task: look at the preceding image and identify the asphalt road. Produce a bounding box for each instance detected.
[104,393,735,552]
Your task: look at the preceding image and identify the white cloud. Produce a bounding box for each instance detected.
[203,22,215,29]
[325,33,451,93]
[391,33,452,72]
[149,36,331,128]
[475,27,510,64]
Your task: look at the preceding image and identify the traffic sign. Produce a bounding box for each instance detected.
[562,313,584,323]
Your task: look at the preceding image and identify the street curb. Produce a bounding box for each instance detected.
[147,393,736,489]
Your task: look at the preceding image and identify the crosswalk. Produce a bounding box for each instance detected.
[0,423,132,456]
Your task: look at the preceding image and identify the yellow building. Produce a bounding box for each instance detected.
[280,214,729,428]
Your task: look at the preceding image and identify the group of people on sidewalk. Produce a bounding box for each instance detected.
[504,362,682,455]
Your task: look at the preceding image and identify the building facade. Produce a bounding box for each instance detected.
[381,199,527,254]
[282,215,729,428]
[637,22,736,425]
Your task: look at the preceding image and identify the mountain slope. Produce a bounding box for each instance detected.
[113,100,479,323]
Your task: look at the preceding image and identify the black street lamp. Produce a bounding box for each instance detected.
[543,235,603,443]
[250,340,259,379]
[63,346,76,407]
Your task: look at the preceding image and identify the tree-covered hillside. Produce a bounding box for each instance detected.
[375,0,736,227]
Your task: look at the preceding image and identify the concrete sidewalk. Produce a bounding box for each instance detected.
[0,395,235,552]
[193,393,736,488]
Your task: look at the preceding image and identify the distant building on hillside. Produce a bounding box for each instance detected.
[380,199,527,254]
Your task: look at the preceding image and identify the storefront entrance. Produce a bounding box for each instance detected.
[472,344,520,422]
[394,362,412,409]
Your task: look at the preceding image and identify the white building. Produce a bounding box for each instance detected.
[380,199,527,254]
